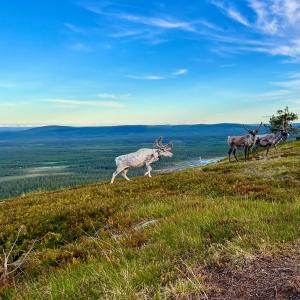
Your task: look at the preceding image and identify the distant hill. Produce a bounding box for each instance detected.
[0,123,270,141]
[0,127,30,132]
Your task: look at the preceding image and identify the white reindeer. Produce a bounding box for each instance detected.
[110,137,173,184]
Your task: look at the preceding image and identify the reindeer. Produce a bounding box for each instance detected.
[110,137,173,184]
[227,122,262,162]
[253,119,290,158]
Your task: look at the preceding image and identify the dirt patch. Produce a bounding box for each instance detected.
[201,254,300,300]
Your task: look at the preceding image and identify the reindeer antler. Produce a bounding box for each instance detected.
[167,141,173,148]
[242,124,250,132]
[154,136,164,149]
[257,122,263,130]
[154,136,173,150]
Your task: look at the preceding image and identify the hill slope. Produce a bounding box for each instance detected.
[0,140,300,299]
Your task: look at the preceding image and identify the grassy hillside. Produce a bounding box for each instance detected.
[0,140,300,299]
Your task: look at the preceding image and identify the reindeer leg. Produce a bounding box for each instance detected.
[233,149,238,162]
[148,165,152,177]
[244,147,248,161]
[228,148,233,163]
[145,164,152,177]
[144,164,149,176]
[265,146,270,159]
[122,168,130,181]
[247,146,251,160]
[144,163,149,176]
[110,167,125,184]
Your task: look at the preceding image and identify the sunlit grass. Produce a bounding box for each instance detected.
[0,140,299,299]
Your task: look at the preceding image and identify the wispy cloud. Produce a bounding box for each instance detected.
[127,75,166,80]
[271,73,300,90]
[210,0,300,62]
[96,93,131,99]
[109,29,147,38]
[97,93,117,99]
[78,0,300,62]
[47,99,124,108]
[64,23,86,34]
[258,89,291,97]
[172,69,188,76]
[68,43,91,52]
[210,0,250,27]
[116,13,196,32]
[248,0,278,34]
[81,3,196,33]
[249,0,300,34]
[128,68,188,80]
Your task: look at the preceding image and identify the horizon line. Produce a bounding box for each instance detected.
[0,122,287,128]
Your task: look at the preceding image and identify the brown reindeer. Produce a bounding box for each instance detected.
[228,122,262,162]
[253,119,290,158]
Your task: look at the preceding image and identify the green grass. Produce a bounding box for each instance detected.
[0,140,299,299]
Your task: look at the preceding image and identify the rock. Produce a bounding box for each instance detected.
[133,219,157,231]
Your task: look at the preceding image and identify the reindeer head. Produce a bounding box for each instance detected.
[243,122,262,137]
[154,136,173,157]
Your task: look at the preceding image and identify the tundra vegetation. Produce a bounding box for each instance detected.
[0,139,299,299]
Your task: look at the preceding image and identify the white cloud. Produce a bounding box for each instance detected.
[82,3,196,33]
[127,75,166,80]
[109,29,147,38]
[97,93,117,99]
[271,77,300,90]
[210,0,300,62]
[117,14,196,32]
[97,93,131,99]
[47,99,124,108]
[64,23,85,33]
[68,43,91,52]
[79,0,300,62]
[248,0,278,34]
[257,89,291,97]
[173,69,188,76]
[128,69,188,80]
[210,1,250,27]
[226,8,250,27]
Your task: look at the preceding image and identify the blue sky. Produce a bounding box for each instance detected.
[0,0,299,126]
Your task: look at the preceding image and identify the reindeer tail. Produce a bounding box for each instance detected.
[227,136,232,146]
[115,156,121,166]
